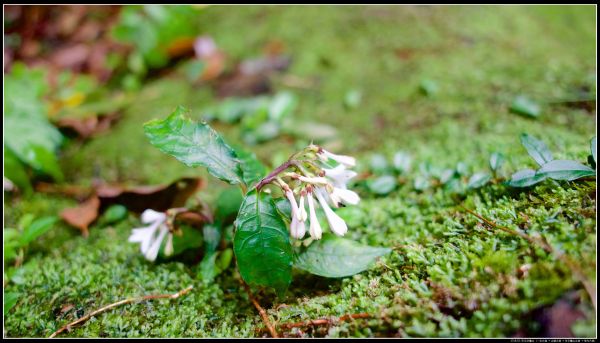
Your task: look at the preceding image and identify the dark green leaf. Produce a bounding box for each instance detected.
[537,160,596,181]
[294,234,391,278]
[520,133,553,166]
[170,226,204,256]
[489,152,505,172]
[368,175,398,195]
[234,147,268,189]
[215,188,244,224]
[393,151,412,174]
[21,216,58,245]
[97,205,129,227]
[4,292,19,316]
[467,172,491,189]
[510,96,541,118]
[505,169,547,188]
[274,197,292,222]
[144,106,243,184]
[233,190,292,296]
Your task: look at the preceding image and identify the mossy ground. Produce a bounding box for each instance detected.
[3,5,597,338]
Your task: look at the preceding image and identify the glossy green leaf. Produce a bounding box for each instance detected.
[505,169,547,188]
[467,172,491,190]
[510,96,541,118]
[520,133,553,166]
[489,152,505,172]
[144,106,243,184]
[368,175,398,195]
[21,216,58,245]
[294,234,391,278]
[235,148,268,189]
[233,190,292,296]
[537,160,596,181]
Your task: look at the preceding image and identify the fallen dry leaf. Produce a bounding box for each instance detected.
[59,177,204,235]
[56,112,121,139]
[60,196,100,237]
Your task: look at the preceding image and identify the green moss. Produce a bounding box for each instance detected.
[3,5,596,338]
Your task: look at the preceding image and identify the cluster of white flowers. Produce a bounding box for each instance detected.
[282,147,360,240]
[128,209,174,262]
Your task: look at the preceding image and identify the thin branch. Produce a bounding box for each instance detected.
[49,286,193,338]
[240,279,279,338]
[255,160,296,192]
[460,205,596,311]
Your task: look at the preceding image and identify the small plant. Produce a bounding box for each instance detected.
[506,134,596,187]
[137,106,390,297]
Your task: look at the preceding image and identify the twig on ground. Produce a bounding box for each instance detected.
[240,279,279,338]
[48,286,193,338]
[460,205,596,311]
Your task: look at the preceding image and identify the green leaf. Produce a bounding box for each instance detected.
[520,133,553,166]
[233,190,293,296]
[294,234,391,278]
[414,176,431,191]
[393,151,412,174]
[235,148,267,189]
[4,148,32,195]
[269,92,297,121]
[21,216,58,245]
[467,172,491,190]
[537,160,596,181]
[344,90,362,109]
[591,136,597,164]
[97,205,129,227]
[199,224,221,283]
[144,106,244,184]
[4,292,19,316]
[4,64,64,181]
[214,187,244,224]
[510,96,541,118]
[489,152,505,172]
[169,226,204,256]
[369,154,389,173]
[419,79,438,97]
[280,120,338,142]
[216,248,234,272]
[368,175,398,195]
[505,169,547,188]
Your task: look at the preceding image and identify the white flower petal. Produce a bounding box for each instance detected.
[315,187,348,237]
[285,190,301,221]
[324,165,357,189]
[333,187,360,205]
[321,150,356,167]
[298,194,308,221]
[307,192,322,240]
[144,226,168,261]
[141,209,166,224]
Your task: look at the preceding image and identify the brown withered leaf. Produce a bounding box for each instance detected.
[59,177,204,235]
[56,112,121,139]
[96,177,204,213]
[60,196,100,237]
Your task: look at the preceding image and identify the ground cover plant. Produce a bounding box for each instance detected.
[3,5,597,338]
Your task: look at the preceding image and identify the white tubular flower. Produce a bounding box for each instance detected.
[128,209,173,262]
[319,149,356,167]
[298,193,308,221]
[297,175,329,185]
[331,187,360,206]
[323,165,358,189]
[290,215,306,239]
[314,187,348,237]
[307,191,322,240]
[285,189,302,221]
